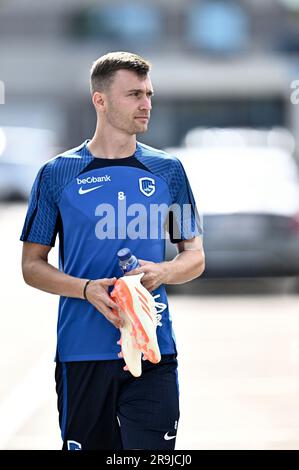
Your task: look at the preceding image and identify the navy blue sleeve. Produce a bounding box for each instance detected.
[168,158,203,243]
[20,162,59,246]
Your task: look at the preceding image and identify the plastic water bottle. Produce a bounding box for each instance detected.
[117,248,140,274]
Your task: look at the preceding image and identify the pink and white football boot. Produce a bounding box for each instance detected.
[111,273,163,377]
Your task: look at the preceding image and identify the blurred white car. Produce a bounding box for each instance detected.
[0,126,56,200]
[165,146,299,278]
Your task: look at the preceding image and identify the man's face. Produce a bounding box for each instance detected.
[103,69,153,135]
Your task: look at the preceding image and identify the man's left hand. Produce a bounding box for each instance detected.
[124,259,168,292]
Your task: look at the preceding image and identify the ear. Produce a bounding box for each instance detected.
[92,91,106,112]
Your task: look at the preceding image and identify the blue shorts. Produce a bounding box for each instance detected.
[55,354,180,450]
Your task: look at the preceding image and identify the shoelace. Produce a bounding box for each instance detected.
[152,294,167,326]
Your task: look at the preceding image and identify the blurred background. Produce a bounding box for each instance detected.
[1,0,299,450]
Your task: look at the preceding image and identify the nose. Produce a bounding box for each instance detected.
[139,95,152,111]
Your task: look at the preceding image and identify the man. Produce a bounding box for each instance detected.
[20,51,205,450]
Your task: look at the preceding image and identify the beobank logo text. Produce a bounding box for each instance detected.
[77,174,111,185]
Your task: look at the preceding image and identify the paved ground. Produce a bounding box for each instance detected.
[1,203,299,450]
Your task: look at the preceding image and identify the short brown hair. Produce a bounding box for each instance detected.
[90,51,151,94]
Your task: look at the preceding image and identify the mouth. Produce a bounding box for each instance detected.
[135,116,149,121]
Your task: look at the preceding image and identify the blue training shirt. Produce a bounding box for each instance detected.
[20,140,202,362]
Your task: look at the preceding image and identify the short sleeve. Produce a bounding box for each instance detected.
[167,158,203,243]
[20,163,59,246]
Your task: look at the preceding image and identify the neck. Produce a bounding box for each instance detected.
[88,122,137,159]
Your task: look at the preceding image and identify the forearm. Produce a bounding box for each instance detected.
[162,249,205,285]
[22,258,87,299]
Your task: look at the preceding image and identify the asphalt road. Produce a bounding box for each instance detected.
[1,203,299,450]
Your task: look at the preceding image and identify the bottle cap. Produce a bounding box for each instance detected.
[117,248,132,261]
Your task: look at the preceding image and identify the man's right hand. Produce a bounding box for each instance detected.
[84,278,123,328]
